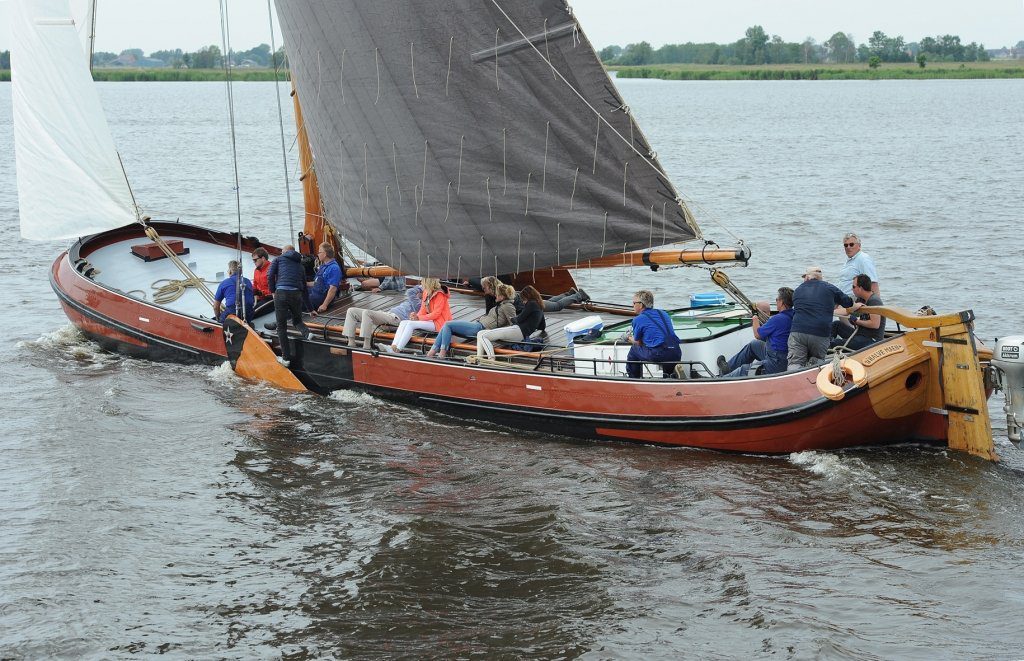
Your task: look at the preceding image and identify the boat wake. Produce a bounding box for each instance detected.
[18,324,115,366]
[328,389,384,407]
[207,360,240,385]
[789,450,870,480]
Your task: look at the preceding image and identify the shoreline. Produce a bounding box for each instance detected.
[610,62,1024,81]
[3,63,1024,83]
[0,68,289,82]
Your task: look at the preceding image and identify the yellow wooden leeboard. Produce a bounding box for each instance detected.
[229,317,307,392]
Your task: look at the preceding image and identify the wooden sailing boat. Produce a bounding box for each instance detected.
[227,0,999,459]
[12,0,999,459]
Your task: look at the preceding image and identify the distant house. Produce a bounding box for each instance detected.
[108,53,167,68]
[987,47,1024,60]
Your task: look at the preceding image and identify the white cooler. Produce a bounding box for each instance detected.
[564,315,604,347]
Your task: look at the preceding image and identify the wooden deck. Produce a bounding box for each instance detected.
[256,285,627,354]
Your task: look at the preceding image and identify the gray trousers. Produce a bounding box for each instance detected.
[476,325,525,358]
[787,331,829,370]
[344,307,401,348]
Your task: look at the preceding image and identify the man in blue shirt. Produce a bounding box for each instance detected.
[308,242,343,314]
[718,287,794,377]
[788,266,856,370]
[625,289,681,378]
[213,260,254,323]
[837,232,879,298]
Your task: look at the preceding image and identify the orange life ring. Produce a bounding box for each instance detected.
[816,359,867,401]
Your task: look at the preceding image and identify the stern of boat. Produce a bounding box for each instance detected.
[848,307,996,461]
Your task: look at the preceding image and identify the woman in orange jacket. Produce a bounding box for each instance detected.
[384,277,452,352]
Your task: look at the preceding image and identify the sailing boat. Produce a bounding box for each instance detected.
[11,0,1003,459]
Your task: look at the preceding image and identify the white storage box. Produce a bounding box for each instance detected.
[563,315,604,346]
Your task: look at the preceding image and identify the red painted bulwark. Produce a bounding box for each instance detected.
[345,352,927,453]
[51,250,226,362]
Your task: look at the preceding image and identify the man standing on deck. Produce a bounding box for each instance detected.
[837,232,879,298]
[308,243,342,315]
[788,267,855,370]
[268,244,309,367]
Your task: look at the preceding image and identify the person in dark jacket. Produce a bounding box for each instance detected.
[787,266,856,370]
[625,289,681,378]
[267,245,310,367]
[475,285,546,359]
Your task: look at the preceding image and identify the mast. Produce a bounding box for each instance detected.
[290,87,335,255]
[86,0,97,73]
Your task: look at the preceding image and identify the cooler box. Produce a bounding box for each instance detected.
[690,292,726,308]
[564,315,604,347]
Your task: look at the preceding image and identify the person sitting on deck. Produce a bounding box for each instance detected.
[475,285,546,360]
[717,287,794,377]
[213,260,255,323]
[625,289,681,379]
[429,283,516,358]
[343,284,422,349]
[308,243,343,315]
[251,247,271,301]
[830,273,885,351]
[383,278,452,353]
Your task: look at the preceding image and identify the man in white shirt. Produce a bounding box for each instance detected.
[837,232,879,298]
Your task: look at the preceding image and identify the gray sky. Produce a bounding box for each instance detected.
[1,0,1023,54]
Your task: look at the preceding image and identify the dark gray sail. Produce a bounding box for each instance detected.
[276,0,699,278]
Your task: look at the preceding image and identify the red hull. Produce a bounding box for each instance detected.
[283,335,946,455]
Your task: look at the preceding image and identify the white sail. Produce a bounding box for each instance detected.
[11,0,138,241]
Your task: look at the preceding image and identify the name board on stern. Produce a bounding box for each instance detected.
[860,343,905,366]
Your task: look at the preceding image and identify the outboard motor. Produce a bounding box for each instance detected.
[992,336,1024,443]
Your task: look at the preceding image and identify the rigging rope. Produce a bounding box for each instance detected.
[151,277,220,306]
[219,0,245,318]
[143,226,217,307]
[266,0,296,240]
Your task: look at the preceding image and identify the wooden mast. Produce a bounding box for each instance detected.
[290,85,338,257]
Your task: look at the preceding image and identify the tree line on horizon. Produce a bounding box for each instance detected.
[0,44,286,71]
[601,27,1024,66]
[4,30,1023,72]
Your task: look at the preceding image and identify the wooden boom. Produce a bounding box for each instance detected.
[344,246,750,279]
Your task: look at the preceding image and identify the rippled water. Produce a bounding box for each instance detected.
[2,79,1024,657]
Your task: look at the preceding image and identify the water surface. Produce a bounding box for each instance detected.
[1,79,1023,658]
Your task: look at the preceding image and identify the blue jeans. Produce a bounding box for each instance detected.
[725,339,786,377]
[626,344,682,378]
[436,320,484,351]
